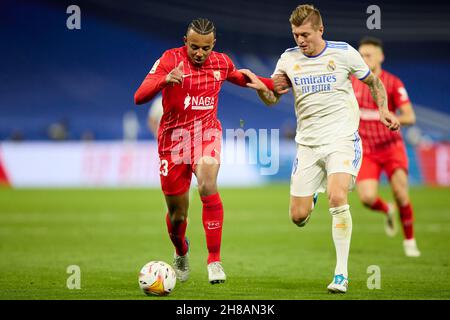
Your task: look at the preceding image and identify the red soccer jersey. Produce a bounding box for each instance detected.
[135,46,273,155]
[351,70,411,154]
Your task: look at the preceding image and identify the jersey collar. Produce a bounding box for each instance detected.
[303,40,328,58]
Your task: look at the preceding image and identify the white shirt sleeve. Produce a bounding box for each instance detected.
[347,45,370,80]
[271,54,287,77]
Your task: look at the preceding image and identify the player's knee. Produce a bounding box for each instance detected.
[328,189,348,208]
[167,210,187,224]
[197,180,217,196]
[167,203,188,223]
[392,186,409,206]
[289,205,311,225]
[359,192,377,207]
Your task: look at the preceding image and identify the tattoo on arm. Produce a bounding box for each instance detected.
[257,90,279,106]
[364,73,388,110]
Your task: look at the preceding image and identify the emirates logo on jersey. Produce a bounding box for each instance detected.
[183,94,215,110]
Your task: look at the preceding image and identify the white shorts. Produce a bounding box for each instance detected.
[290,132,363,197]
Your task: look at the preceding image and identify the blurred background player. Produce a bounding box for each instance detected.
[352,37,420,257]
[241,4,399,293]
[147,95,163,138]
[134,18,275,284]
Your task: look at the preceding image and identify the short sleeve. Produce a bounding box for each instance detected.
[271,54,287,77]
[347,45,370,80]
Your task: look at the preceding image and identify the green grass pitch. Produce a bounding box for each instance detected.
[0,185,449,300]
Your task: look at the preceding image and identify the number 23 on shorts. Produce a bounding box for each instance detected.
[159,159,168,176]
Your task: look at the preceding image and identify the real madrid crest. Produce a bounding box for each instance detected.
[327,60,336,72]
[293,64,301,72]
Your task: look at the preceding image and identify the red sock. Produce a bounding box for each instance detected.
[201,193,224,264]
[399,203,414,240]
[368,197,389,215]
[165,213,188,256]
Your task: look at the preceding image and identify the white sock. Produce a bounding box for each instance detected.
[329,204,352,278]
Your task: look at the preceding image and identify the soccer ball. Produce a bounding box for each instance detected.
[138,261,176,296]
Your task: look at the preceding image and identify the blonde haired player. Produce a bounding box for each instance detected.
[241,4,399,293]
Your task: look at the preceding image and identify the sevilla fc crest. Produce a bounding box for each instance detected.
[214,70,221,81]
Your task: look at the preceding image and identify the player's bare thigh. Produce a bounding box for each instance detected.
[194,156,220,196]
[327,173,352,208]
[289,195,314,224]
[357,179,379,206]
[390,168,410,206]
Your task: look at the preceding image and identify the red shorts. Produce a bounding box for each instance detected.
[357,141,408,182]
[159,135,221,196]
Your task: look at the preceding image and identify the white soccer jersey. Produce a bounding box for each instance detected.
[273,40,370,146]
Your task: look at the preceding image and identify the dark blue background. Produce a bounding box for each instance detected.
[1,0,449,140]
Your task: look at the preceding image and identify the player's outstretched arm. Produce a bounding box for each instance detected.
[227,69,275,91]
[361,72,400,131]
[239,69,285,106]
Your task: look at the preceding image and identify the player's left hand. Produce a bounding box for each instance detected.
[239,69,269,91]
[379,109,400,131]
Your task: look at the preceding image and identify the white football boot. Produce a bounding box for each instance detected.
[403,238,421,257]
[327,274,349,293]
[384,203,398,237]
[207,262,226,284]
[173,238,190,282]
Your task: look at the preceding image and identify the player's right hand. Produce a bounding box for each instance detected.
[272,74,291,95]
[379,109,400,131]
[239,69,268,91]
[165,61,184,85]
